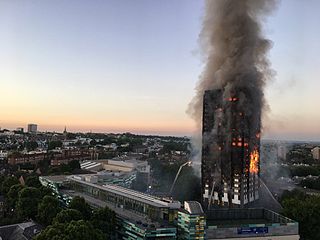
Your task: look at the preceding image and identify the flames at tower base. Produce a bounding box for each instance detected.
[201,89,261,209]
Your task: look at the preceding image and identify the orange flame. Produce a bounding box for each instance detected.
[249,149,259,174]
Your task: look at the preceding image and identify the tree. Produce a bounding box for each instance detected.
[34,223,66,240]
[25,141,38,151]
[68,160,80,170]
[281,191,320,240]
[69,196,92,220]
[48,140,63,150]
[16,187,41,219]
[53,209,83,224]
[91,206,116,238]
[39,185,53,198]
[37,195,61,226]
[25,175,42,188]
[65,220,105,240]
[90,139,97,146]
[35,220,106,240]
[7,184,24,209]
[1,176,19,196]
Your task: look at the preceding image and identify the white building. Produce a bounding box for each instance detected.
[277,145,287,160]
[311,147,320,160]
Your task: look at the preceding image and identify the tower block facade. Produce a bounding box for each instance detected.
[201,90,260,209]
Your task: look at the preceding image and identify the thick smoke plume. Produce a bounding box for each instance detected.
[188,0,277,162]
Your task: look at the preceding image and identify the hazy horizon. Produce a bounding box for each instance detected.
[1,0,320,141]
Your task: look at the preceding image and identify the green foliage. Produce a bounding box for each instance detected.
[148,158,200,201]
[16,187,41,219]
[68,160,80,170]
[290,166,320,177]
[37,195,61,226]
[160,141,189,154]
[287,147,315,164]
[53,209,83,224]
[281,190,320,240]
[148,158,180,191]
[69,196,92,220]
[91,206,116,237]
[48,140,63,150]
[301,177,320,190]
[89,139,97,146]
[173,167,201,202]
[66,132,77,139]
[1,176,19,196]
[98,152,116,159]
[39,185,53,198]
[280,189,306,202]
[0,215,23,226]
[101,136,115,145]
[7,184,24,209]
[25,141,38,151]
[25,175,42,188]
[35,220,106,240]
[283,197,320,240]
[46,160,80,175]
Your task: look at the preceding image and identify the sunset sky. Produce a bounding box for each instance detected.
[0,0,320,140]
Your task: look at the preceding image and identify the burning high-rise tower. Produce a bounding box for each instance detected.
[201,89,260,209]
[187,0,277,209]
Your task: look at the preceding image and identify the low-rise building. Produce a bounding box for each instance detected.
[39,175,180,239]
[51,149,91,166]
[7,152,46,165]
[0,221,42,240]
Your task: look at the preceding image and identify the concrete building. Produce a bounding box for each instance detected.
[27,124,37,133]
[206,208,299,240]
[202,90,260,209]
[277,145,287,160]
[39,175,180,239]
[39,175,299,240]
[178,201,206,239]
[311,146,320,160]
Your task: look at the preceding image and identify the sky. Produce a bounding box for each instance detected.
[0,0,319,140]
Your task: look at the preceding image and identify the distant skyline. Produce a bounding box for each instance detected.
[1,0,320,140]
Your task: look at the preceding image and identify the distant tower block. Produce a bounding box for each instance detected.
[63,126,68,139]
[27,124,37,133]
[201,90,261,209]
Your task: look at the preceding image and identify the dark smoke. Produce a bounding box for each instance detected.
[188,0,278,162]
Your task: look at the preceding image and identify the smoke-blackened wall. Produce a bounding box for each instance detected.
[188,0,277,160]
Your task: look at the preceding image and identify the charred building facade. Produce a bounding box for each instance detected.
[201,89,260,209]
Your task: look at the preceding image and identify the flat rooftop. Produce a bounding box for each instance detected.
[40,175,69,183]
[66,175,181,209]
[62,190,172,229]
[206,208,296,228]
